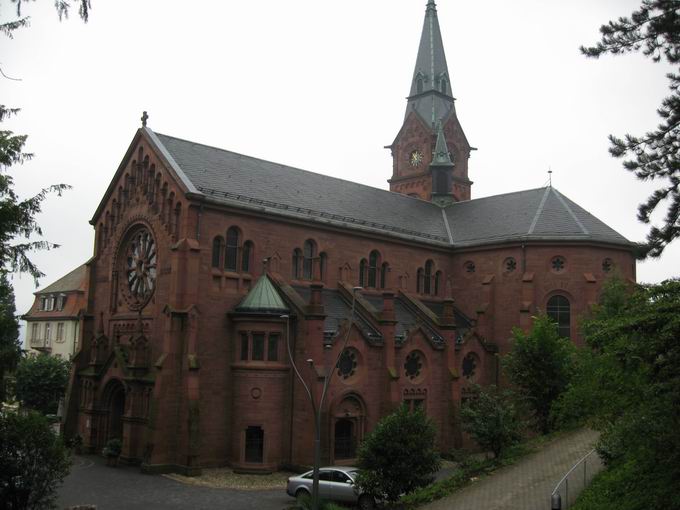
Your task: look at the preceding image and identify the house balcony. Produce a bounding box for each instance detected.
[29,337,51,351]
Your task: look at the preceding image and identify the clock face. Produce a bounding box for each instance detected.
[409,149,424,168]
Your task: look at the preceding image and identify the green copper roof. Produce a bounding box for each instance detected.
[236,274,288,314]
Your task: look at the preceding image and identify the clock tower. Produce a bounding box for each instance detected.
[388,0,472,203]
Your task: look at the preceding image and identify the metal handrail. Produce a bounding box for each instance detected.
[550,449,602,509]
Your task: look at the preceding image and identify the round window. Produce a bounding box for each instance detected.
[462,353,478,381]
[121,226,157,310]
[551,256,566,273]
[404,351,423,380]
[503,257,517,273]
[337,349,358,379]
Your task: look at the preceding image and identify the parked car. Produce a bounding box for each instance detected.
[286,466,375,509]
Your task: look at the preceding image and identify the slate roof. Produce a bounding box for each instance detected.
[150,132,632,250]
[37,264,87,294]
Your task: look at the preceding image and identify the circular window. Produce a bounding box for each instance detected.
[464,261,476,274]
[404,351,424,380]
[462,353,478,381]
[602,258,614,273]
[503,257,517,273]
[121,227,157,310]
[337,349,358,379]
[551,256,566,273]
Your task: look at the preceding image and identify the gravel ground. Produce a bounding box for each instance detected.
[165,468,296,490]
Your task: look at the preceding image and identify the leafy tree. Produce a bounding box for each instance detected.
[582,1,680,257]
[460,384,525,458]
[15,353,70,414]
[557,278,680,509]
[504,314,576,433]
[355,405,440,503]
[0,271,20,402]
[0,410,71,510]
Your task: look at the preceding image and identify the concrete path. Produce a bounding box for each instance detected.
[422,428,599,510]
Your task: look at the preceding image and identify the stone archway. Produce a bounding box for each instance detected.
[103,380,126,443]
[331,394,365,463]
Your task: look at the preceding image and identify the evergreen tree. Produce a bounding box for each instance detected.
[15,353,70,415]
[582,1,680,257]
[0,271,20,402]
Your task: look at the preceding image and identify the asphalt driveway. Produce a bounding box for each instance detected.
[58,455,292,510]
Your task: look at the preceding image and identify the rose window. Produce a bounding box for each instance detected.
[504,257,517,273]
[337,349,358,379]
[551,256,566,273]
[462,353,477,380]
[404,351,423,380]
[602,258,613,273]
[464,261,476,273]
[123,228,157,309]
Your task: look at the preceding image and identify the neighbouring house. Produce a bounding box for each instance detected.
[23,264,87,360]
[63,0,635,475]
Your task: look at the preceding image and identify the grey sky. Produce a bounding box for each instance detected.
[2,0,677,339]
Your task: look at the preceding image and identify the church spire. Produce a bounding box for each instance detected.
[406,0,455,127]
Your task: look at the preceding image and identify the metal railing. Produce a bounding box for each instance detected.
[551,449,603,509]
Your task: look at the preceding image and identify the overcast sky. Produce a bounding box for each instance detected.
[2,0,678,341]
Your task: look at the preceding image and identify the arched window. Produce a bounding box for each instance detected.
[242,241,254,273]
[424,260,434,295]
[416,268,424,293]
[416,77,424,94]
[225,227,240,271]
[173,202,181,239]
[440,77,447,94]
[319,252,327,282]
[359,258,367,287]
[547,295,571,339]
[292,248,303,279]
[212,236,224,268]
[303,240,316,280]
[380,262,389,289]
[368,251,380,288]
[434,271,442,296]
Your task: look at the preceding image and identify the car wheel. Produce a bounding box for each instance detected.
[358,494,375,510]
[295,488,310,506]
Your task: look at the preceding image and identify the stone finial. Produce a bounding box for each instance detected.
[141,111,149,127]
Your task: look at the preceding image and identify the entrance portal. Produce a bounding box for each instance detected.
[334,419,355,459]
[107,382,126,442]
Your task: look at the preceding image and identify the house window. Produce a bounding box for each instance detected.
[368,251,379,288]
[380,262,389,289]
[252,333,265,361]
[303,240,316,280]
[292,249,303,279]
[56,295,66,311]
[56,323,65,343]
[245,426,264,463]
[225,227,240,271]
[547,295,571,339]
[267,334,279,362]
[240,332,281,362]
[44,323,51,346]
[31,323,39,342]
[242,241,254,273]
[240,333,249,361]
[212,236,224,268]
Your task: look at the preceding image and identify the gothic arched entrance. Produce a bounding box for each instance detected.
[104,380,126,442]
[331,394,365,463]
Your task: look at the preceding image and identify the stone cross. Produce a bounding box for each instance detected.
[141,111,149,127]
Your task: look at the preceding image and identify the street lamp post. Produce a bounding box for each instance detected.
[283,286,361,510]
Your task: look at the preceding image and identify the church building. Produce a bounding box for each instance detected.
[64,0,635,474]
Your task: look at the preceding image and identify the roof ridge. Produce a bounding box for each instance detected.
[551,188,590,235]
[155,132,434,204]
[527,187,551,235]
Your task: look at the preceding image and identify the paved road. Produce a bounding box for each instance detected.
[422,428,600,510]
[58,455,292,510]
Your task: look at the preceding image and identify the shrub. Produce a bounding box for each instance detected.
[103,438,122,457]
[15,354,70,415]
[0,410,71,509]
[355,404,440,503]
[460,384,525,458]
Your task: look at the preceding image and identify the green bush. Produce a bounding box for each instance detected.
[103,438,122,457]
[15,354,70,415]
[460,384,525,458]
[355,404,440,503]
[0,410,71,509]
